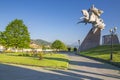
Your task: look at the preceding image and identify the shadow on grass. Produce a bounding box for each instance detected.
[0,63,102,80]
[44,57,68,62]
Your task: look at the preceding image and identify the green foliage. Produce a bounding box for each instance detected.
[67,47,71,51]
[51,40,67,50]
[3,19,30,48]
[18,53,31,57]
[38,52,44,60]
[0,32,6,47]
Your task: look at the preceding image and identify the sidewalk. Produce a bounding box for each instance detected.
[67,53,120,80]
[0,52,120,80]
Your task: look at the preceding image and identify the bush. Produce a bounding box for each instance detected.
[18,54,23,56]
[24,53,30,56]
[18,53,30,57]
[68,47,71,51]
[38,52,44,60]
[74,47,77,51]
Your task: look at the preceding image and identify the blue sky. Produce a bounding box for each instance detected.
[0,0,120,45]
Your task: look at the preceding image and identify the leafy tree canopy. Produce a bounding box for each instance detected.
[3,19,30,48]
[51,40,67,50]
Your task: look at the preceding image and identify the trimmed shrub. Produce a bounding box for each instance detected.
[38,52,44,60]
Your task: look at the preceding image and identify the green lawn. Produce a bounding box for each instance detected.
[0,53,69,69]
[80,45,120,66]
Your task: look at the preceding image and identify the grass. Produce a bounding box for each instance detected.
[0,52,69,69]
[80,45,120,66]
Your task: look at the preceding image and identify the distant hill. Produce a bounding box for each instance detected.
[31,39,51,46]
[68,42,79,48]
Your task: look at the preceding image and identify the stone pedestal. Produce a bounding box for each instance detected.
[80,28,101,51]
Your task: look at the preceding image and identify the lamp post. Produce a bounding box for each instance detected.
[78,40,80,53]
[109,27,117,61]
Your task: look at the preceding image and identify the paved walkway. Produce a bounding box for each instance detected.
[0,52,120,80]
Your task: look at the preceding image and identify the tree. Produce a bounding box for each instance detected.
[0,32,6,47]
[51,40,67,51]
[3,19,30,49]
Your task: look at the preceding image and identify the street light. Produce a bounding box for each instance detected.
[78,40,80,53]
[109,27,117,61]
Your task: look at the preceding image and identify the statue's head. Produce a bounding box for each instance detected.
[79,5,105,33]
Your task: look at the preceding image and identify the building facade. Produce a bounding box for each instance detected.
[102,35,119,45]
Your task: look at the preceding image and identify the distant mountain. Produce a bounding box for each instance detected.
[31,39,51,46]
[68,42,79,48]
